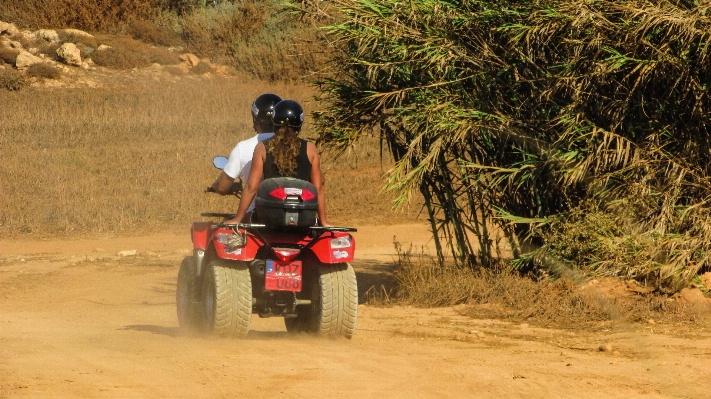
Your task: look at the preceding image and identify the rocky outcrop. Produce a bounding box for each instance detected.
[61,28,93,39]
[179,53,200,68]
[0,21,19,37]
[38,29,59,42]
[56,43,82,66]
[15,50,43,69]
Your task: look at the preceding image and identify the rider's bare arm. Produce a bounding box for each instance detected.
[211,171,235,195]
[226,143,266,224]
[308,142,331,227]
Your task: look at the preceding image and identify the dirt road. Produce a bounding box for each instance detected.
[1,224,709,398]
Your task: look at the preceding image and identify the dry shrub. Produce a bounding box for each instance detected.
[148,47,181,65]
[92,48,149,69]
[25,63,62,79]
[0,68,28,91]
[390,243,708,326]
[92,36,179,69]
[189,60,213,74]
[127,20,182,47]
[0,0,160,31]
[58,30,98,48]
[164,65,187,75]
[179,2,267,60]
[36,42,61,61]
[0,47,19,65]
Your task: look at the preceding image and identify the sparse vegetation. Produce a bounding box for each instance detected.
[1,0,329,82]
[25,63,62,79]
[189,60,213,74]
[0,0,161,31]
[386,243,706,326]
[127,20,182,47]
[91,36,180,69]
[0,67,27,91]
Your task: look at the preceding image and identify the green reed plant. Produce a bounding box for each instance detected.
[308,0,711,291]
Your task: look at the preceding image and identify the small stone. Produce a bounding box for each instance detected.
[179,53,200,68]
[118,250,137,257]
[648,319,655,324]
[599,344,613,352]
[476,332,485,338]
[566,363,572,366]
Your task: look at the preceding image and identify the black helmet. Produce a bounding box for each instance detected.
[251,93,282,124]
[272,100,304,128]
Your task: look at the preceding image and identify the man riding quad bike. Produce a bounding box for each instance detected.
[176,100,358,339]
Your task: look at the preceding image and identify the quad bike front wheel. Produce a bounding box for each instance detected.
[176,256,201,331]
[285,263,358,339]
[202,260,252,338]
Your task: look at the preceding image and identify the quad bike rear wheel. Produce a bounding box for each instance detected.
[176,256,201,331]
[285,263,358,339]
[202,260,252,338]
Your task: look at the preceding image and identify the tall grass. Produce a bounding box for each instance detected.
[0,76,416,237]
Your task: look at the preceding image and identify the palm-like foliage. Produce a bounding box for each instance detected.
[309,0,711,291]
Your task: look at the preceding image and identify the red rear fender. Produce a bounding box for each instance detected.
[212,228,262,261]
[191,222,213,250]
[309,232,355,264]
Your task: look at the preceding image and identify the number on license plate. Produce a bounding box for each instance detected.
[265,260,302,292]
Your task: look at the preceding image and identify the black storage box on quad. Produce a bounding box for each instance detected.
[255,177,318,227]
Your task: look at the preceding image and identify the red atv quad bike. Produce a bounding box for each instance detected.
[176,156,358,339]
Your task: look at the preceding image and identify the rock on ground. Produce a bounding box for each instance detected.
[38,29,59,42]
[15,51,43,69]
[56,43,82,67]
[61,28,93,39]
[179,53,200,68]
[0,21,19,36]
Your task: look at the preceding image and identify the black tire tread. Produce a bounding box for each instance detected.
[205,260,252,338]
[176,256,200,330]
[313,263,358,339]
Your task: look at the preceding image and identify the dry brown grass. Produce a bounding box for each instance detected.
[0,75,419,237]
[0,0,160,31]
[0,67,27,91]
[25,63,62,79]
[127,20,182,47]
[91,35,180,69]
[383,244,709,328]
[189,60,213,75]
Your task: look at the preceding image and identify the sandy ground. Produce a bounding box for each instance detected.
[1,224,710,398]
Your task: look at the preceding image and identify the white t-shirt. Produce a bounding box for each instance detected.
[223,133,274,212]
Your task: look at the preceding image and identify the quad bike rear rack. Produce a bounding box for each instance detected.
[200,212,357,252]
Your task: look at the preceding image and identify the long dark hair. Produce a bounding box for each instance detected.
[268,126,300,176]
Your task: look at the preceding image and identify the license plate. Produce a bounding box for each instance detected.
[265,260,302,292]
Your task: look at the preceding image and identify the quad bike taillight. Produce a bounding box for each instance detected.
[269,187,316,201]
[330,236,352,249]
[271,247,301,262]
